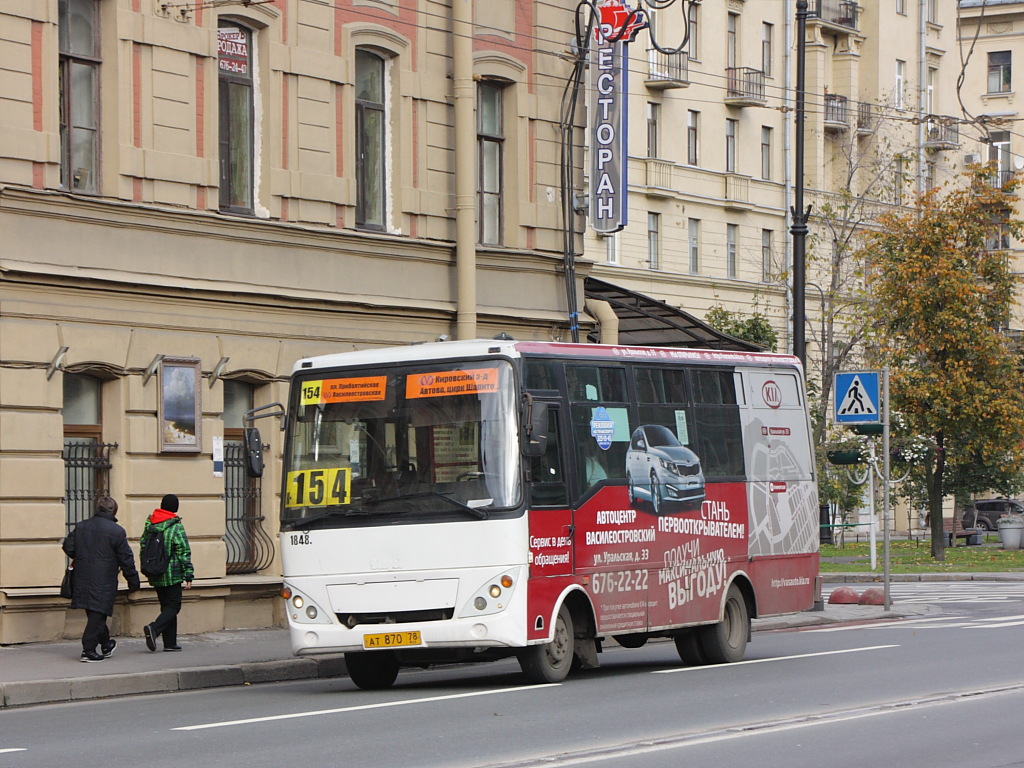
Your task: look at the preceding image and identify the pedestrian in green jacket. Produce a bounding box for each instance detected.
[141,494,194,652]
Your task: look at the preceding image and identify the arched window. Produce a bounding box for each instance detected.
[63,373,114,532]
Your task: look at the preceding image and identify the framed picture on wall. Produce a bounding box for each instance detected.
[158,357,202,453]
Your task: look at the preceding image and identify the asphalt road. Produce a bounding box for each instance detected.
[4,581,1024,768]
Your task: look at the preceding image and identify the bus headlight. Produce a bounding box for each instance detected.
[460,569,520,618]
[285,589,332,625]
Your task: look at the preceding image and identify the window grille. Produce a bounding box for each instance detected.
[62,440,116,534]
[223,440,274,573]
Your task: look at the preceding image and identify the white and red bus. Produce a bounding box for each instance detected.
[274,339,819,689]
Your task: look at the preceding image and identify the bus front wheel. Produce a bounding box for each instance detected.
[518,603,574,683]
[697,585,749,664]
[345,650,400,690]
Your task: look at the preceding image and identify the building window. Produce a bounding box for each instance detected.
[218,23,254,214]
[926,0,937,24]
[761,23,773,77]
[989,131,1012,187]
[221,381,272,574]
[989,52,1012,95]
[604,233,619,264]
[725,119,737,173]
[647,102,660,158]
[727,224,738,279]
[62,373,114,534]
[687,110,699,166]
[726,13,737,70]
[760,126,772,180]
[688,218,700,274]
[58,0,100,194]
[896,0,905,14]
[648,213,661,270]
[356,49,387,230]
[926,67,936,115]
[895,60,906,109]
[924,161,936,192]
[894,157,905,206]
[687,4,699,60]
[761,229,773,282]
[478,81,504,245]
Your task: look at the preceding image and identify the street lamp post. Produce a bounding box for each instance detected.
[790,0,811,368]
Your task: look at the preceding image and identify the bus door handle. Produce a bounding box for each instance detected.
[564,524,575,541]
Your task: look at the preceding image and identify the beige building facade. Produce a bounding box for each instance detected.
[0,0,586,643]
[581,0,964,363]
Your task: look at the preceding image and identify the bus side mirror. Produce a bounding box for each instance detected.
[522,398,549,458]
[244,427,265,478]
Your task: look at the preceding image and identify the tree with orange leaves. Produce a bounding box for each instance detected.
[867,167,1024,560]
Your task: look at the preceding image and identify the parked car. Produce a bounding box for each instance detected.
[625,425,705,514]
[961,499,1024,531]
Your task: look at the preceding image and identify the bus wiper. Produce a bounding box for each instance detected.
[366,491,489,520]
[288,505,383,529]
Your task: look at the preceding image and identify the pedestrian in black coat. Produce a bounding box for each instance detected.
[62,496,141,662]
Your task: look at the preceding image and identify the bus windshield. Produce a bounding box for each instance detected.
[282,359,522,527]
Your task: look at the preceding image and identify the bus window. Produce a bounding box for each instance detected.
[566,365,628,403]
[691,369,745,479]
[530,406,568,507]
[524,358,560,392]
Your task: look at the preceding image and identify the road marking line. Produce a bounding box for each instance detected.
[652,644,898,674]
[0,749,27,754]
[173,683,559,731]
[805,617,960,632]
[965,620,1024,628]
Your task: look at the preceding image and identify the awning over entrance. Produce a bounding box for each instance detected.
[583,277,764,352]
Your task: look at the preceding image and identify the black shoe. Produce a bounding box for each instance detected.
[80,650,105,663]
[144,624,157,652]
[101,639,117,658]
[163,645,182,652]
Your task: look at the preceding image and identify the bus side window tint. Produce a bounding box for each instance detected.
[691,369,745,479]
[530,406,567,507]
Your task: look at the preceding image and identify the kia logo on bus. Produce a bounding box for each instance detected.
[762,381,782,408]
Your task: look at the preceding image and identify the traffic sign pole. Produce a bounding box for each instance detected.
[882,366,890,611]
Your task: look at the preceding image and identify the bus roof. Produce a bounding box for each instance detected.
[291,340,802,376]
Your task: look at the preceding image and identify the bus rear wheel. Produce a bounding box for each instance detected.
[698,585,749,664]
[673,629,707,665]
[518,603,574,683]
[345,650,400,690]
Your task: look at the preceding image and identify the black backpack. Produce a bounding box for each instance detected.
[140,525,170,579]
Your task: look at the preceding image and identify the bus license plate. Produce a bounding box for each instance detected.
[362,630,422,649]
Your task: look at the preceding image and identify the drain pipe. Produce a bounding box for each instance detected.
[453,0,477,339]
[584,298,619,345]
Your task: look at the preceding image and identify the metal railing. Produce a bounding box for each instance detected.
[810,0,860,30]
[725,67,765,104]
[62,440,117,534]
[924,121,959,148]
[857,101,875,133]
[646,49,688,87]
[824,94,849,128]
[223,441,274,574]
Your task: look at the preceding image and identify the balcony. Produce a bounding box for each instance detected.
[646,49,689,89]
[824,94,850,133]
[645,158,675,196]
[923,120,960,151]
[724,67,766,107]
[857,102,875,135]
[988,169,1017,192]
[723,173,751,209]
[810,0,860,31]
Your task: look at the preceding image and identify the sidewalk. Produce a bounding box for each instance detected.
[0,572,1005,710]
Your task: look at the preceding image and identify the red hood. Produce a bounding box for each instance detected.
[149,508,179,525]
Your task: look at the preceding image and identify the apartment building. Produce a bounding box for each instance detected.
[0,0,586,643]
[958,0,1024,332]
[581,0,963,368]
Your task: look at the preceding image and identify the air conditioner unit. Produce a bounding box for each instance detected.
[964,153,982,165]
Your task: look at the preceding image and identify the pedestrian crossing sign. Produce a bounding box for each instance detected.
[834,371,880,424]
